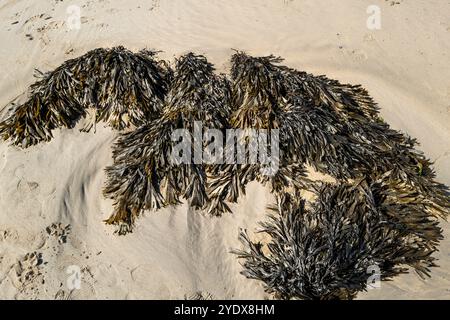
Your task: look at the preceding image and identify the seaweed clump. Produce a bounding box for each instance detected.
[0,46,171,147]
[206,53,309,215]
[103,53,231,233]
[1,49,448,299]
[224,53,449,300]
[233,177,444,300]
[207,52,450,219]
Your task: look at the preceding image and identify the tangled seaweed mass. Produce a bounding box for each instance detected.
[0,47,448,299]
[103,53,231,233]
[0,46,171,147]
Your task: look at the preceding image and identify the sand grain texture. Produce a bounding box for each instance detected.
[0,0,449,299]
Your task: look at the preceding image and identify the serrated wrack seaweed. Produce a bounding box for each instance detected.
[0,46,171,147]
[233,179,443,300]
[103,53,231,233]
[207,52,450,219]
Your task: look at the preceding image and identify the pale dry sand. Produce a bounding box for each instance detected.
[0,0,449,299]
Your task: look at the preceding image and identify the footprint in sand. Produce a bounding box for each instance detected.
[130,264,171,299]
[0,228,19,242]
[68,272,96,300]
[350,49,368,61]
[49,254,96,299]
[12,165,41,198]
[10,180,42,219]
[90,262,119,288]
[363,33,376,42]
[16,179,40,196]
[52,275,96,300]
[46,223,71,244]
[339,47,369,62]
[0,227,45,252]
[0,251,16,276]
[0,148,7,174]
[12,252,44,296]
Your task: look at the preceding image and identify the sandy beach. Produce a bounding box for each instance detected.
[0,0,449,299]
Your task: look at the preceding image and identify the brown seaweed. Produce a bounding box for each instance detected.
[0,46,171,147]
[103,53,231,233]
[207,52,450,219]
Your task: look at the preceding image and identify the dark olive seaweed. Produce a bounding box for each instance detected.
[0,46,171,147]
[103,53,231,233]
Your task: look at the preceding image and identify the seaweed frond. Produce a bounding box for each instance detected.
[103,53,232,231]
[233,179,443,300]
[0,46,172,147]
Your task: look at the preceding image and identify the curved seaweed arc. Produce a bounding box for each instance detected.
[0,46,171,147]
